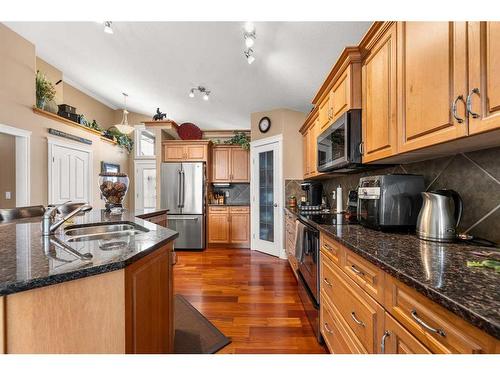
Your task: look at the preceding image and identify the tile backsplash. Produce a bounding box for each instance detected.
[211,183,250,205]
[286,146,500,244]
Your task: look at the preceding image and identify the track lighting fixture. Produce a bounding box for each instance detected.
[104,21,113,34]
[188,86,211,100]
[244,31,255,48]
[244,49,255,65]
[243,22,255,34]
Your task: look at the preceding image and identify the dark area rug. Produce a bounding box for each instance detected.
[174,294,231,354]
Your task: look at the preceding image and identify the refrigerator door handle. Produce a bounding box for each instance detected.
[180,169,185,208]
[177,169,182,208]
[168,216,199,221]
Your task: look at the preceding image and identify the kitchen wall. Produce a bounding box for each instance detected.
[0,23,149,209]
[314,146,500,244]
[0,133,16,208]
[251,108,306,180]
[210,184,250,205]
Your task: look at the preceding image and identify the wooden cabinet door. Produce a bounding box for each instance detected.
[212,147,231,182]
[230,148,250,182]
[185,144,206,161]
[468,22,500,135]
[303,129,311,178]
[331,69,350,122]
[208,213,230,243]
[362,23,398,162]
[397,22,468,153]
[308,120,318,176]
[125,243,173,354]
[163,145,185,162]
[229,211,250,244]
[319,92,332,131]
[382,313,431,354]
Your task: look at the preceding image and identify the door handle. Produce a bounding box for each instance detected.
[169,217,199,221]
[273,203,278,207]
[451,95,465,123]
[180,170,185,208]
[466,88,480,119]
[177,170,182,208]
[380,330,391,354]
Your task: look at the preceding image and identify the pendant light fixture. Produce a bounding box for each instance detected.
[113,93,135,135]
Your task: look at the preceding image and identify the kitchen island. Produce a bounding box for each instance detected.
[0,208,177,354]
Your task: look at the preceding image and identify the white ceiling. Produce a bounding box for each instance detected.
[6,22,370,130]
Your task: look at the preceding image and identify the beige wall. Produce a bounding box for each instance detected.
[0,133,16,208]
[251,108,306,179]
[0,23,149,209]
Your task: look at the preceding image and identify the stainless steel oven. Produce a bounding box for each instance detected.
[297,219,321,342]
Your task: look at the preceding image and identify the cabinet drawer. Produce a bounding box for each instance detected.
[343,248,384,304]
[328,261,385,353]
[229,206,249,213]
[208,206,229,213]
[146,214,167,226]
[320,293,356,354]
[384,275,498,353]
[320,233,342,265]
[382,312,431,354]
[320,253,336,307]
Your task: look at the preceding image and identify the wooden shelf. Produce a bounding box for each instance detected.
[33,106,117,145]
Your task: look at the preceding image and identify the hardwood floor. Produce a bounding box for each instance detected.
[174,248,327,354]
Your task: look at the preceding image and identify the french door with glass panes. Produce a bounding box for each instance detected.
[135,160,157,210]
[251,136,282,257]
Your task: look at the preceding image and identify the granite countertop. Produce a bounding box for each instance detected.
[285,207,500,339]
[0,208,178,296]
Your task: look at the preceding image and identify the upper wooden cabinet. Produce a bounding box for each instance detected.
[362,22,398,163]
[211,145,249,183]
[313,47,362,133]
[397,22,468,153]
[299,109,322,179]
[162,140,210,162]
[467,22,500,135]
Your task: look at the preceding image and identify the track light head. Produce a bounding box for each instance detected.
[104,21,113,34]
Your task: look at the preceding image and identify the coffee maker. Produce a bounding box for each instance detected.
[300,182,323,210]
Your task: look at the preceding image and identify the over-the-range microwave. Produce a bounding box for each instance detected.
[317,109,370,173]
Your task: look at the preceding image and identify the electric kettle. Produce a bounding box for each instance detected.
[416,189,463,243]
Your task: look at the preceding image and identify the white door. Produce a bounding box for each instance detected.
[251,136,283,258]
[135,161,157,210]
[49,139,91,205]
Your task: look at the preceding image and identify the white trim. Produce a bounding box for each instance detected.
[0,123,31,206]
[134,127,156,160]
[250,134,285,259]
[47,136,93,205]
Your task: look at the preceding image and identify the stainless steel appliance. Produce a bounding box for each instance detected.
[161,162,205,249]
[416,190,463,243]
[357,174,425,230]
[296,218,321,342]
[317,109,366,173]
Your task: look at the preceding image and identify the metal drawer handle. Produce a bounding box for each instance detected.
[323,322,333,334]
[323,243,333,251]
[351,312,365,327]
[351,264,365,276]
[323,277,333,287]
[411,309,446,337]
[466,88,480,119]
[380,330,391,354]
[451,95,465,123]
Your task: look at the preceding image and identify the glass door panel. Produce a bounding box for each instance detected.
[258,150,274,242]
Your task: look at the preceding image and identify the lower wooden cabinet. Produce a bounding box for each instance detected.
[382,313,431,354]
[285,211,298,277]
[208,206,250,247]
[319,233,500,354]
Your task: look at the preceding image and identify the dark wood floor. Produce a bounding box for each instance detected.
[174,248,327,354]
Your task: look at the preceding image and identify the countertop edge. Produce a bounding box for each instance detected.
[284,207,500,340]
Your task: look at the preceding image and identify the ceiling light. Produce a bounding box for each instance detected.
[244,33,255,48]
[188,89,195,98]
[189,86,211,101]
[203,92,209,101]
[113,93,135,135]
[243,22,255,33]
[104,21,113,34]
[245,49,255,65]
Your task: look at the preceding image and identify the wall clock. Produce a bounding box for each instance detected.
[258,116,271,133]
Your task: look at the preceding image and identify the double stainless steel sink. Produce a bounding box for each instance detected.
[64,222,149,242]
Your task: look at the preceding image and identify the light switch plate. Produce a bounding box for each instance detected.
[5,191,11,200]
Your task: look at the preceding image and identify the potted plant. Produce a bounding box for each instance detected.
[35,70,56,110]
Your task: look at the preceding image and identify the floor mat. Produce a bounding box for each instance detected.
[174,294,231,354]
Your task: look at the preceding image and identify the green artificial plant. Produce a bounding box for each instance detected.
[224,131,250,150]
[35,70,56,109]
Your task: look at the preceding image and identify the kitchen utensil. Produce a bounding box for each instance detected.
[416,189,463,243]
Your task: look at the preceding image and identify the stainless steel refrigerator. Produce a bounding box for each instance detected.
[161,162,205,249]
